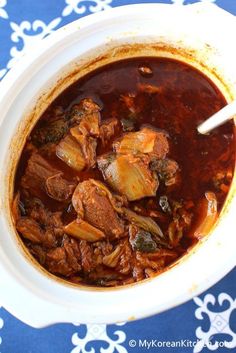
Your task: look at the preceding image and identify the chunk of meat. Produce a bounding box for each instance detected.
[132,249,178,281]
[46,248,70,276]
[16,217,56,247]
[117,239,132,275]
[49,212,64,237]
[63,236,81,272]
[98,153,158,201]
[92,241,113,267]
[21,153,59,196]
[46,236,81,277]
[133,263,144,281]
[79,240,94,273]
[29,244,46,265]
[68,98,101,137]
[114,126,169,159]
[78,112,100,137]
[45,173,76,201]
[73,98,100,115]
[16,217,44,244]
[70,126,97,168]
[72,179,125,239]
[28,199,64,238]
[135,251,165,271]
[67,98,100,120]
[100,118,119,145]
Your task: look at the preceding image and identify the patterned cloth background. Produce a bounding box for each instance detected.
[0,0,235,352]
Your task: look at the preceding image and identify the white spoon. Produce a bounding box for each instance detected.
[197,99,236,134]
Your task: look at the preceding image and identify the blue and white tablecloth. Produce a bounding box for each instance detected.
[0,1,235,352]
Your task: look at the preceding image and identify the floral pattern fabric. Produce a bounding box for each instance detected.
[0,1,235,352]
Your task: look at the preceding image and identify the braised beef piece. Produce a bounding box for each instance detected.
[117,239,133,275]
[28,199,64,237]
[15,197,64,248]
[45,173,76,201]
[79,240,94,273]
[72,179,125,239]
[16,217,44,244]
[46,247,71,276]
[16,217,56,247]
[29,244,46,265]
[20,153,74,199]
[70,127,97,168]
[46,236,81,277]
[21,153,59,194]
[100,118,119,145]
[70,98,100,117]
[68,98,101,137]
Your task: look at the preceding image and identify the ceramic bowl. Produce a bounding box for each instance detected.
[0,3,235,327]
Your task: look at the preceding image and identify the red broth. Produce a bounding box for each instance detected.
[13,58,235,286]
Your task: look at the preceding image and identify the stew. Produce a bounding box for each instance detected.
[13,58,235,286]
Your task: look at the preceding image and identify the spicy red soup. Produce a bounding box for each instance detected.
[13,58,235,286]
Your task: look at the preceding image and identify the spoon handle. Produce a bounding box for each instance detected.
[197,99,236,134]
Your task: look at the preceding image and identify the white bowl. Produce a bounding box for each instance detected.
[0,3,235,328]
